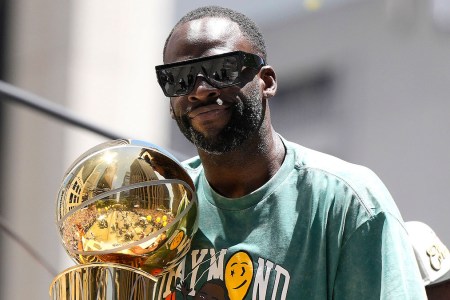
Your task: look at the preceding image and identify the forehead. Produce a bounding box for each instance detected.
[164,17,254,64]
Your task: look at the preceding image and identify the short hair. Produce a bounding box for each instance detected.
[163,6,267,62]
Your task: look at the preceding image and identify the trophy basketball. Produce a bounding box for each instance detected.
[49,139,198,299]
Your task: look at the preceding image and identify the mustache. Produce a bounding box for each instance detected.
[184,98,228,114]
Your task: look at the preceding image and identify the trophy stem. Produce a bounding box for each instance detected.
[49,263,158,300]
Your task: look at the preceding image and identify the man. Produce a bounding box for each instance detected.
[154,6,427,299]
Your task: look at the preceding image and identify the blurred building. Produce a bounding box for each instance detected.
[1,0,449,299]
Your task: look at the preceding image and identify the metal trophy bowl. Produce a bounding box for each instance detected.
[49,139,198,299]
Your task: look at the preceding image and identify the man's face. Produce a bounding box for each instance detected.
[164,18,265,154]
[194,281,228,300]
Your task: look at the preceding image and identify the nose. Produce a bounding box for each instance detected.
[187,76,220,102]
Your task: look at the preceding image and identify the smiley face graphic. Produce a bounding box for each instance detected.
[224,251,253,300]
[169,230,185,251]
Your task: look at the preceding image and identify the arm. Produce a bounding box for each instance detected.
[333,212,427,300]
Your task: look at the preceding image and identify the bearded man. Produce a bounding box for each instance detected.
[154,6,426,300]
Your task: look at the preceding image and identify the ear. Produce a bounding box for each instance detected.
[260,66,277,99]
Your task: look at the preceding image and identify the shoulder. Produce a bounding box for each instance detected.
[286,139,374,181]
[284,139,402,220]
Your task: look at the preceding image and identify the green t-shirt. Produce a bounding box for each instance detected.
[155,138,426,299]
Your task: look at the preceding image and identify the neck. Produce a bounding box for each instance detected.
[198,127,285,198]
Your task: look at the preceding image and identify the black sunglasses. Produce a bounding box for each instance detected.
[155,51,265,97]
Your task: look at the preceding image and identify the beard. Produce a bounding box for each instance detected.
[174,86,264,154]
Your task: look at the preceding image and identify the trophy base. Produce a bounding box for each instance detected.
[49,262,157,300]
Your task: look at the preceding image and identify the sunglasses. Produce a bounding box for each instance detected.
[155,51,265,97]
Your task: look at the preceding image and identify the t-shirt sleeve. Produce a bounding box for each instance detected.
[333,212,427,300]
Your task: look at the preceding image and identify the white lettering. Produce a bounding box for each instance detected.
[271,265,290,300]
[252,258,274,299]
[207,249,227,280]
[160,258,187,299]
[175,260,186,283]
[189,249,209,296]
[162,265,178,299]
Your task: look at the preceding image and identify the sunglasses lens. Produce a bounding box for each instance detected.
[203,55,240,87]
[158,65,198,96]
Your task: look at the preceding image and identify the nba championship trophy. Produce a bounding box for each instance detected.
[49,139,198,299]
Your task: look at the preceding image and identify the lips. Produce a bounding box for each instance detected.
[188,102,230,119]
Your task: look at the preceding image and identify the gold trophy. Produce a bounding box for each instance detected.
[49,139,198,299]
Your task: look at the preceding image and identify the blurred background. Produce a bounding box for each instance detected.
[0,0,449,299]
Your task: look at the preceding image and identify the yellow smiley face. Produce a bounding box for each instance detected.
[169,230,185,250]
[225,251,253,300]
